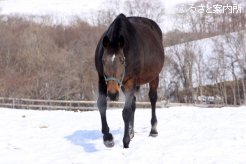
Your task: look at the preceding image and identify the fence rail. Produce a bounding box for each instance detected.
[0,97,236,111]
[0,97,166,111]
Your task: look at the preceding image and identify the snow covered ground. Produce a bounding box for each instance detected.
[1,106,246,164]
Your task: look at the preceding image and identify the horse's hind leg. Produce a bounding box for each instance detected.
[97,76,114,147]
[149,76,159,137]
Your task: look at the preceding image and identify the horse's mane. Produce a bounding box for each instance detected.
[105,14,135,52]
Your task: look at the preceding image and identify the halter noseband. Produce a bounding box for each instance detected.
[104,60,126,87]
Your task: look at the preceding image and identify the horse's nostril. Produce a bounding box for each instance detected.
[108,92,119,101]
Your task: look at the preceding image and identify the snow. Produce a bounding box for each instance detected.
[1,106,246,164]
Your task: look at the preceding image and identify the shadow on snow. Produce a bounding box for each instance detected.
[65,129,121,152]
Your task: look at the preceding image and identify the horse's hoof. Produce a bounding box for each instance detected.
[103,133,114,148]
[123,136,130,148]
[104,140,115,148]
[149,130,158,137]
[123,143,129,148]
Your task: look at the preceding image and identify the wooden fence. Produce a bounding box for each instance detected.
[0,97,166,111]
[0,97,234,111]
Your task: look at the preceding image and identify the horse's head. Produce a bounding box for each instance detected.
[102,35,125,101]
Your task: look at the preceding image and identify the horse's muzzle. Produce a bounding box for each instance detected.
[108,91,119,101]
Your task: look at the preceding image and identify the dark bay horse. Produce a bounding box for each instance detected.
[95,13,164,148]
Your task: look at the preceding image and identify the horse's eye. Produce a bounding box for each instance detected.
[120,57,125,64]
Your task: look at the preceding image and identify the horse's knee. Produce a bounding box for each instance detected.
[149,91,157,103]
[97,94,107,112]
[131,96,136,112]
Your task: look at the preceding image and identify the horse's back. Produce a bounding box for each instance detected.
[128,17,163,41]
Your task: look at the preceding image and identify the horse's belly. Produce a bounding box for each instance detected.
[136,69,162,85]
[137,53,164,85]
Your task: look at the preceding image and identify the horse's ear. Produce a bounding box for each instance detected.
[118,35,124,48]
[103,36,110,48]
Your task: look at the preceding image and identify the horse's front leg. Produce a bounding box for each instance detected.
[122,88,135,148]
[129,96,136,139]
[97,76,114,148]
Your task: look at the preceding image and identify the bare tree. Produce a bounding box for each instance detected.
[93,0,121,27]
[167,42,196,103]
[124,0,165,23]
[225,31,246,104]
[0,16,101,100]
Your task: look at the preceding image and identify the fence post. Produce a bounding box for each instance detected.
[12,98,15,109]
